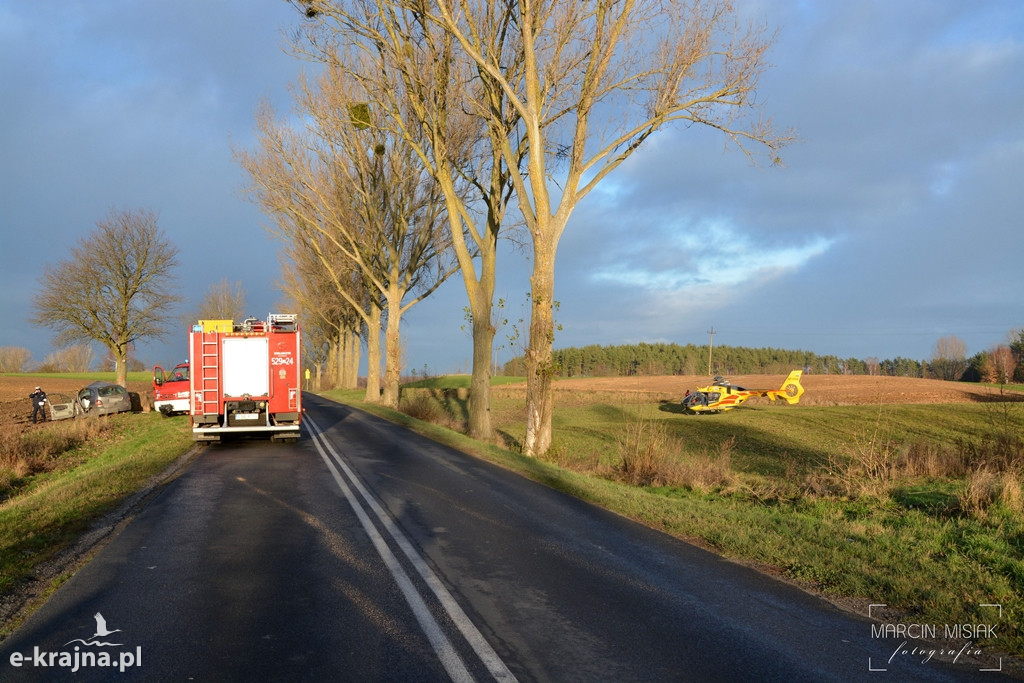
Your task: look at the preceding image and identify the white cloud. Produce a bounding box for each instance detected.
[590,217,835,293]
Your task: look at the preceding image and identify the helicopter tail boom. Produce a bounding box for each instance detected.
[765,370,804,404]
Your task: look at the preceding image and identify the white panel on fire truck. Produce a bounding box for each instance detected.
[222,337,270,397]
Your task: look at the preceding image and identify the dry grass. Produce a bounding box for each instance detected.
[399,391,445,423]
[399,380,1024,519]
[803,404,1024,518]
[0,418,113,498]
[960,469,1023,518]
[900,441,969,478]
[614,415,735,491]
[399,390,467,433]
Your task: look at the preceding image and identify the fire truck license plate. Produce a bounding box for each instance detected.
[235,413,259,420]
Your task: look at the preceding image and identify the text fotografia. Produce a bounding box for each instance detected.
[9,646,142,673]
[868,603,1003,673]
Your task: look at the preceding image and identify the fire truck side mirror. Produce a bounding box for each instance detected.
[154,377,163,386]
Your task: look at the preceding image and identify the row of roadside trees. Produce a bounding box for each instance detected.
[258,0,790,455]
[18,1,791,457]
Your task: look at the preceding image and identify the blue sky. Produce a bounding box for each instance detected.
[2,1,1022,374]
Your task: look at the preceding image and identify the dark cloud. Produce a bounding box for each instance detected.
[1,0,1021,373]
[1,0,307,365]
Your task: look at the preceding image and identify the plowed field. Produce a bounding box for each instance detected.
[4,374,1022,433]
[1,377,152,430]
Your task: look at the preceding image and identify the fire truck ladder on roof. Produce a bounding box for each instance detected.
[199,332,221,416]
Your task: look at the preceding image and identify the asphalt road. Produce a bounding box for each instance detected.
[0,395,1009,681]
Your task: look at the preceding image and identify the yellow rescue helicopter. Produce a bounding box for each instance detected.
[681,370,805,414]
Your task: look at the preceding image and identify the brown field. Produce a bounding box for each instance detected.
[2,374,1021,432]
[1,377,153,431]
[495,373,1024,406]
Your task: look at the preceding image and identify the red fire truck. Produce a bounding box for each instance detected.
[189,314,302,442]
[152,361,190,415]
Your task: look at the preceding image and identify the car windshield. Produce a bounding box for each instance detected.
[98,386,125,398]
[170,367,189,381]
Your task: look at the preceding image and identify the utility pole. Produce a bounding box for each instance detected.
[707,327,716,375]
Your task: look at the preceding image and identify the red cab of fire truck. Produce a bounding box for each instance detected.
[152,362,190,416]
[189,314,302,442]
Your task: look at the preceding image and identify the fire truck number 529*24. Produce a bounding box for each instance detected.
[187,314,302,443]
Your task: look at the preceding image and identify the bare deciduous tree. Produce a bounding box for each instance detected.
[238,66,456,406]
[294,0,792,454]
[441,0,792,455]
[278,233,364,390]
[30,208,181,386]
[191,279,248,323]
[43,344,95,372]
[290,0,522,437]
[983,345,1015,384]
[930,334,968,381]
[0,347,32,373]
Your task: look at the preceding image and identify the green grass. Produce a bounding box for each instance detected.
[403,374,525,389]
[327,382,1024,657]
[2,371,152,383]
[0,413,192,622]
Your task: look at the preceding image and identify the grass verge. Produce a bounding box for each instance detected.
[1,371,153,383]
[402,374,525,389]
[0,413,193,602]
[325,384,1024,658]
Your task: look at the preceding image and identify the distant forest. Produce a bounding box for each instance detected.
[502,339,1024,382]
[503,342,927,378]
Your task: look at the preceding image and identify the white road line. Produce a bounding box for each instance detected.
[305,414,517,683]
[306,415,472,682]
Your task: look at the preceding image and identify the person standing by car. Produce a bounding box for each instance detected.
[29,386,47,423]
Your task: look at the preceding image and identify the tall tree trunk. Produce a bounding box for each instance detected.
[523,240,556,457]
[449,194,499,440]
[325,341,337,389]
[364,305,382,402]
[381,286,403,408]
[115,342,128,387]
[468,290,494,439]
[346,327,361,389]
[335,331,345,389]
